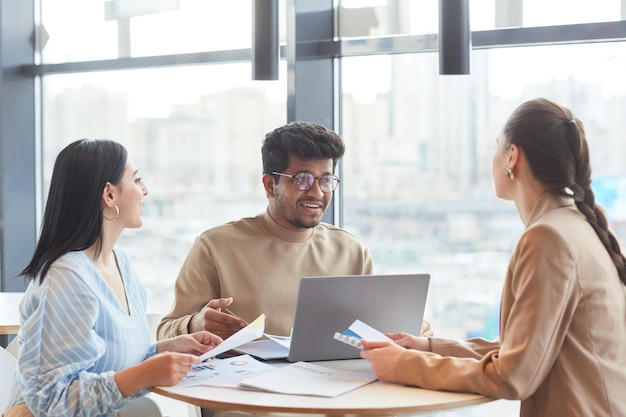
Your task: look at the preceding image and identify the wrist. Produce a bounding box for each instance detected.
[157,338,174,354]
[187,313,199,334]
[114,366,145,397]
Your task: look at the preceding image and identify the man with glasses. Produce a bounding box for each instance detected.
[157,122,375,340]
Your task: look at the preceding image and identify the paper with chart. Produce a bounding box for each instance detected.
[238,361,377,397]
[198,313,266,361]
[173,354,276,388]
[333,319,393,349]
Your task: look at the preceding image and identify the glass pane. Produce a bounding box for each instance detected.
[338,0,623,37]
[523,0,622,27]
[42,63,287,312]
[341,40,626,341]
[41,0,286,63]
[339,0,439,37]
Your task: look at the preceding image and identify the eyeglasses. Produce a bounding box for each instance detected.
[272,171,341,193]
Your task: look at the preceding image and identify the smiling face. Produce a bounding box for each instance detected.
[115,157,148,229]
[264,155,335,231]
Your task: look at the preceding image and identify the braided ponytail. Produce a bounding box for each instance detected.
[572,185,626,286]
[567,118,626,286]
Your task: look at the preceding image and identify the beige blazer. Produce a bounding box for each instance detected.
[395,193,626,417]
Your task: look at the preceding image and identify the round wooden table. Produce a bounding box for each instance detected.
[152,359,493,416]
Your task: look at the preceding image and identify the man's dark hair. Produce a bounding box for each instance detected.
[261,121,345,174]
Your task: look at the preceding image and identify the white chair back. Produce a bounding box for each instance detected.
[0,347,17,413]
[5,337,18,359]
[118,397,163,417]
[146,313,164,344]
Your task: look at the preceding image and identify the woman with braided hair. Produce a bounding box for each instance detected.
[360,98,626,417]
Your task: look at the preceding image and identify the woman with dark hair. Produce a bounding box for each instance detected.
[361,98,626,416]
[5,139,222,417]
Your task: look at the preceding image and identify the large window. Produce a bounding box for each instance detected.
[341,41,626,342]
[40,0,287,62]
[42,64,287,313]
[338,0,623,37]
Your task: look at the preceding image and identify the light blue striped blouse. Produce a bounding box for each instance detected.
[8,249,157,417]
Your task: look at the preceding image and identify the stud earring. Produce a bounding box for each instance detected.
[505,168,514,180]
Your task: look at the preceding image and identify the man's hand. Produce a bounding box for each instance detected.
[188,297,246,339]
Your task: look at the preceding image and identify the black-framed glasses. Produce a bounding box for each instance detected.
[272,171,341,193]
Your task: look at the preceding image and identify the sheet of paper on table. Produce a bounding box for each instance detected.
[173,354,276,389]
[238,361,377,397]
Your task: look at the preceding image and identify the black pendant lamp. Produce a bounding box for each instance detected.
[439,0,470,75]
[252,0,279,80]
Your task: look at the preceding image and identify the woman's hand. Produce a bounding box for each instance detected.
[115,351,200,396]
[157,331,223,356]
[385,332,431,351]
[117,332,222,396]
[359,341,405,382]
[141,352,199,386]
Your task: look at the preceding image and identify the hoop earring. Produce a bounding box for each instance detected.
[505,168,515,180]
[103,204,119,221]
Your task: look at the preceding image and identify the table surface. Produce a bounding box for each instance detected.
[152,358,492,416]
[0,292,24,335]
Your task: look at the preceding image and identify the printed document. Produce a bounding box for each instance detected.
[173,354,276,388]
[238,361,377,397]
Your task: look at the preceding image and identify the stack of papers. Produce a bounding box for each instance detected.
[177,315,378,398]
[174,354,376,397]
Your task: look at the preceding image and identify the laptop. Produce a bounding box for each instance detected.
[287,273,430,362]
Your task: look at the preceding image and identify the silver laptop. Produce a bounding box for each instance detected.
[287,273,430,362]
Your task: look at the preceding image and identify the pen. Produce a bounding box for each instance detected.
[224,307,248,325]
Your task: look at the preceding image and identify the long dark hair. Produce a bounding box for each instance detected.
[21,139,128,283]
[504,98,626,286]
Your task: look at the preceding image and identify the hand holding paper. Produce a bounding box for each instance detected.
[334,319,392,350]
[199,313,266,361]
